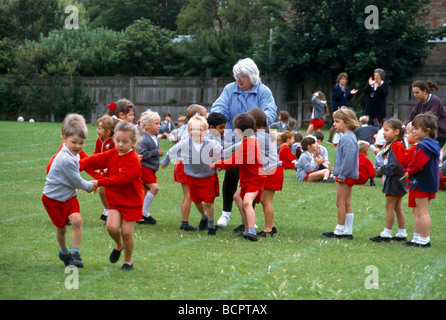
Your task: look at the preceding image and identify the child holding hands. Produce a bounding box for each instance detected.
[42,114,97,268]
[80,121,145,271]
[210,113,266,241]
[323,107,360,239]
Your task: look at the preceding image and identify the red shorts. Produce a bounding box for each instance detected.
[310,119,324,131]
[42,194,80,228]
[408,188,436,207]
[141,166,157,185]
[336,177,355,186]
[264,166,284,191]
[186,174,219,204]
[240,177,266,204]
[304,171,314,182]
[174,161,188,184]
[108,204,143,222]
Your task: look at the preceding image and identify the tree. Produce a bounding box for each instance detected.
[271,0,446,91]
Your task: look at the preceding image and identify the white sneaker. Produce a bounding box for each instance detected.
[217,212,230,227]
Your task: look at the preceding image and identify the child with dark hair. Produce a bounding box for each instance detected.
[210,113,266,241]
[278,131,296,169]
[296,136,331,182]
[270,111,290,132]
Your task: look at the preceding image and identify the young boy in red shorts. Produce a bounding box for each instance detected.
[42,114,97,268]
[210,113,266,241]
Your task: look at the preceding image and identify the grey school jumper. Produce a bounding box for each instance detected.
[43,144,93,202]
[161,137,223,178]
[333,131,359,180]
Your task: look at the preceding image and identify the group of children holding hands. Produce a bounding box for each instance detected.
[42,95,443,272]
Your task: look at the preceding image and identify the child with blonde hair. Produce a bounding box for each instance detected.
[42,114,97,268]
[352,140,376,186]
[162,114,223,235]
[323,107,359,239]
[137,110,162,225]
[80,121,144,271]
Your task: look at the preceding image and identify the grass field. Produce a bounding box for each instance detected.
[0,121,445,300]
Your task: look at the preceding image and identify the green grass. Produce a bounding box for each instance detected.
[0,121,445,300]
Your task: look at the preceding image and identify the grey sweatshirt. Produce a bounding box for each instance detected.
[43,144,93,202]
[162,137,223,178]
[333,130,359,180]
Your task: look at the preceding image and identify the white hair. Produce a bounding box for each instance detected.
[233,58,261,85]
[139,109,160,129]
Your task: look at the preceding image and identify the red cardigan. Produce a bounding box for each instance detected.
[279,144,296,169]
[214,137,266,184]
[80,149,144,210]
[356,154,375,184]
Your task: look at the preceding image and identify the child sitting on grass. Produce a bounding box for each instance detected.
[352,140,376,186]
[296,136,332,182]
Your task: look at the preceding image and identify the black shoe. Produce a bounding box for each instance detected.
[100,214,107,221]
[69,252,84,268]
[242,233,258,242]
[414,242,431,248]
[137,216,157,225]
[198,218,208,231]
[370,235,391,242]
[59,252,71,266]
[391,236,407,242]
[370,179,376,186]
[403,241,416,247]
[233,224,245,232]
[322,231,353,239]
[120,263,134,271]
[180,225,197,231]
[208,228,217,236]
[109,248,123,263]
[257,229,275,237]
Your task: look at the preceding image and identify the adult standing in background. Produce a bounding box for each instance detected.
[328,72,358,143]
[210,58,277,228]
[363,68,389,126]
[404,80,446,149]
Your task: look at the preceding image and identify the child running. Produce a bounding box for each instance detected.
[107,99,135,123]
[404,113,441,247]
[370,118,408,242]
[137,110,162,225]
[248,108,283,237]
[80,121,144,271]
[42,114,97,268]
[162,114,223,235]
[323,107,359,239]
[210,113,266,241]
[307,91,328,135]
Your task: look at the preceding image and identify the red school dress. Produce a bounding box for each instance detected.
[80,148,144,221]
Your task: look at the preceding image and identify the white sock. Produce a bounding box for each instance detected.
[380,228,392,238]
[396,228,407,237]
[418,236,430,245]
[104,209,109,217]
[143,192,156,217]
[344,213,354,235]
[334,224,345,235]
[411,233,420,243]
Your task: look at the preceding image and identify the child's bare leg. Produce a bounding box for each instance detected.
[68,212,82,249]
[414,198,431,238]
[180,183,192,222]
[120,220,136,265]
[233,188,245,226]
[203,202,214,222]
[260,189,275,232]
[56,225,68,250]
[195,202,206,217]
[107,209,124,250]
[242,192,258,229]
[336,182,352,225]
[384,196,398,230]
[394,196,406,229]
[306,124,314,136]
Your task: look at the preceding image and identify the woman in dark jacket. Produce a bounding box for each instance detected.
[363,68,389,127]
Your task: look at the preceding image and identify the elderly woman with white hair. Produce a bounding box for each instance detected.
[210,58,277,229]
[363,68,389,126]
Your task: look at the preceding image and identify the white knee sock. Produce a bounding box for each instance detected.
[143,192,156,217]
[344,213,354,235]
